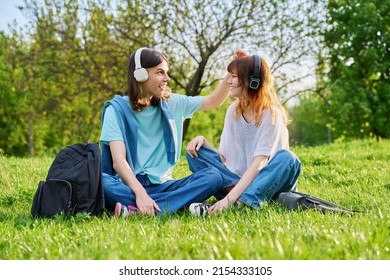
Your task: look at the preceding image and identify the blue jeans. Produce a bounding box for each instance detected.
[186,147,301,209]
[102,166,223,215]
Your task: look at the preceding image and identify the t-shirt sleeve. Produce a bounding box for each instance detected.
[168,94,204,119]
[100,105,124,143]
[253,109,284,157]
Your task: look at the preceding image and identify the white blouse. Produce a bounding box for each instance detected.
[219,103,289,177]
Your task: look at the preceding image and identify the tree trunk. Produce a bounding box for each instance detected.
[183,118,192,141]
[28,119,34,156]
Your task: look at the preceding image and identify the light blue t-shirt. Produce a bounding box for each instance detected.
[100,94,204,184]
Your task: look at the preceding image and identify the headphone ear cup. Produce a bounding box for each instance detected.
[134,68,148,82]
[249,76,260,90]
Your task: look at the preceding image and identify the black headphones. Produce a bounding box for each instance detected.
[249,55,261,90]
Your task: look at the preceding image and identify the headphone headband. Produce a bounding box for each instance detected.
[249,55,261,90]
[135,47,146,70]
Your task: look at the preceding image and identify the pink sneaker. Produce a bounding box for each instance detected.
[114,202,138,217]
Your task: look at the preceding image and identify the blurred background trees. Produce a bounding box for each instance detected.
[0,0,388,156]
[291,0,389,145]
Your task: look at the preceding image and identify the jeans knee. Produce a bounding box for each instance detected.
[185,151,192,162]
[186,150,202,163]
[186,152,200,172]
[275,149,299,165]
[203,166,224,190]
[275,150,301,182]
[186,147,217,172]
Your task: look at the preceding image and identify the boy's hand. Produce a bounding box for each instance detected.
[233,49,249,60]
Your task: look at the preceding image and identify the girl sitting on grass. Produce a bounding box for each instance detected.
[186,51,301,215]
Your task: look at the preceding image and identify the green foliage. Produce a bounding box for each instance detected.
[289,0,390,146]
[0,139,389,259]
[0,0,325,155]
[0,33,28,155]
[289,95,330,146]
[0,1,155,156]
[324,0,390,139]
[184,95,233,149]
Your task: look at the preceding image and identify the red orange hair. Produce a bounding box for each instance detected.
[227,55,290,126]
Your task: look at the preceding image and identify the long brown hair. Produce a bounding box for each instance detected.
[227,55,290,126]
[124,48,171,111]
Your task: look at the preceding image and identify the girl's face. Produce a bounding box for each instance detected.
[228,72,245,98]
[143,60,170,99]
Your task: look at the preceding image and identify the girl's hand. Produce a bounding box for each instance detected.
[186,136,205,158]
[208,197,232,215]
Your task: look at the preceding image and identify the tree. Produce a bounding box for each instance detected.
[324,0,390,139]
[2,0,325,155]
[10,0,157,155]
[149,0,325,136]
[0,32,28,155]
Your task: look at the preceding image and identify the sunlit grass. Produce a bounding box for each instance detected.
[0,139,389,260]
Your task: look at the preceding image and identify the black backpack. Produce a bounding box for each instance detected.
[31,143,105,217]
[277,191,358,215]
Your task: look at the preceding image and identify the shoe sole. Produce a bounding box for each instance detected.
[114,202,122,217]
[189,203,211,216]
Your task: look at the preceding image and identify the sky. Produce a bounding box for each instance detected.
[0,0,28,33]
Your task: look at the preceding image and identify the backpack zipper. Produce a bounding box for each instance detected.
[46,179,73,213]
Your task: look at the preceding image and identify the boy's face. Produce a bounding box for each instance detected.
[143,60,170,99]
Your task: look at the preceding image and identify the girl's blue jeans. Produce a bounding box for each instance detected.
[186,147,301,209]
[102,166,223,215]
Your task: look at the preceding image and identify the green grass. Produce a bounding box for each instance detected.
[0,139,389,260]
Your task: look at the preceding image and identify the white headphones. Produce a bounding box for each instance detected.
[133,47,149,82]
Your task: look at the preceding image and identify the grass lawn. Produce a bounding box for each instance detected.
[0,139,389,260]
